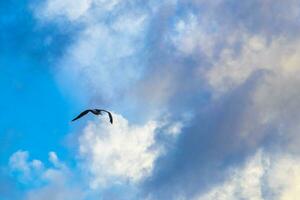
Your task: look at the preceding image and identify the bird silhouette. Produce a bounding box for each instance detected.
[71,109,113,124]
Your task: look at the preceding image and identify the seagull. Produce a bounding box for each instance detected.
[71,109,113,124]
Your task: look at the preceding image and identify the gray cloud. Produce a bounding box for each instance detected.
[142,71,269,199]
[135,1,300,198]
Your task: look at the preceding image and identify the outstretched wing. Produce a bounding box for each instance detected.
[101,110,113,124]
[107,111,113,124]
[71,110,91,121]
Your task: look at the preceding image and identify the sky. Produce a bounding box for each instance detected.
[1,0,300,199]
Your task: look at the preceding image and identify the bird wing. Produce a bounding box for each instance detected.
[71,110,91,121]
[101,110,113,124]
[107,112,113,124]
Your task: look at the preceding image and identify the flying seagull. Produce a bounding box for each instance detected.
[71,109,113,124]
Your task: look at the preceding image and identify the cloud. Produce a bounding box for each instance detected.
[8,113,184,199]
[144,34,300,199]
[144,150,300,200]
[42,1,153,113]
[266,154,300,200]
[36,0,92,21]
[139,1,300,198]
[78,113,163,188]
[143,73,266,199]
[36,0,129,22]
[196,150,300,200]
[9,150,44,182]
[205,36,300,96]
[195,150,266,200]
[56,17,148,104]
[9,151,85,200]
[32,0,300,199]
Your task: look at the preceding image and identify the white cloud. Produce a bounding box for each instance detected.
[8,115,185,199]
[166,4,300,99]
[9,151,44,182]
[196,150,266,200]
[50,8,149,105]
[9,151,85,200]
[9,151,31,173]
[34,0,150,104]
[47,151,68,170]
[92,0,122,11]
[196,150,300,200]
[35,0,125,21]
[204,35,282,95]
[266,154,300,200]
[36,0,92,21]
[166,121,183,136]
[78,113,162,188]
[170,14,218,57]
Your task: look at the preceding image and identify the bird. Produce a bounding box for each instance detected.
[71,109,113,124]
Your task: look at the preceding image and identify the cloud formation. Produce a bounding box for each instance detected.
[196,150,300,200]
[9,150,44,183]
[26,0,300,199]
[9,151,85,200]
[78,113,160,188]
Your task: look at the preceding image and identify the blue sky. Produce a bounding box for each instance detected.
[0,0,74,164]
[2,0,300,200]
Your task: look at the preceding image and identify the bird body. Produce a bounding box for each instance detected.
[72,109,113,124]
